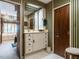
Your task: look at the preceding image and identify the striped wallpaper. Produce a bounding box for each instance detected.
[71,0,79,48]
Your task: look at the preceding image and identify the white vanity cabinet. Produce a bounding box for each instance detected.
[24,32,48,54]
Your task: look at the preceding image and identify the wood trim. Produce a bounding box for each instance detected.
[20,0,24,59]
[52,3,72,53]
[52,4,54,52]
[0,11,2,43]
[2,0,21,5]
[2,21,19,24]
[69,2,72,47]
[54,2,70,10]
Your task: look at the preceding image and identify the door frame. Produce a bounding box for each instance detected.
[52,2,72,52]
[0,9,2,43]
[0,0,24,59]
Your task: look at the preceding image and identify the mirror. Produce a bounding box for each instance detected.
[24,0,47,32]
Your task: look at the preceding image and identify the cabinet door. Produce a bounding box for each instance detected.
[32,33,45,52]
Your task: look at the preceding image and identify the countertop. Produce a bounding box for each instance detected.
[24,30,48,33]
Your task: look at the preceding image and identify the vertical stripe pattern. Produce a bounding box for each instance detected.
[71,0,79,47]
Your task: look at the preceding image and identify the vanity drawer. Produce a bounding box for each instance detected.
[45,33,48,37]
[25,42,33,47]
[44,33,48,47]
[25,34,33,40]
[25,40,33,54]
[45,44,48,47]
[25,34,32,37]
[25,46,32,54]
[25,38,33,43]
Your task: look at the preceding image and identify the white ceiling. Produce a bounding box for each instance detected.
[38,0,52,4]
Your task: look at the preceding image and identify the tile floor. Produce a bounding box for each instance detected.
[0,41,19,59]
[25,50,64,59]
[0,41,64,59]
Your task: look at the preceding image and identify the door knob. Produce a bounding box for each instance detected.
[67,32,69,35]
[56,35,59,38]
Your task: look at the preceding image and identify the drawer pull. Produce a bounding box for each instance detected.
[45,41,47,42]
[29,34,30,36]
[29,49,31,51]
[29,39,31,40]
[33,40,35,43]
[29,43,31,45]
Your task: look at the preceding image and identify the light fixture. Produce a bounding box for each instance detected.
[27,3,41,8]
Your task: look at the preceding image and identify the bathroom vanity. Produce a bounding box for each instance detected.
[24,3,48,54]
[24,31,48,54]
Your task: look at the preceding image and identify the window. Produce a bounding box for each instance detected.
[7,23,12,33]
[35,12,39,31]
[38,9,44,30]
[3,23,17,33]
[34,9,44,31]
[3,23,8,33]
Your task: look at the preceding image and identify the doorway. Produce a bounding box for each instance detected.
[0,1,21,59]
[54,4,70,57]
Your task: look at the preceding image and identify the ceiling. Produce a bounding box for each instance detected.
[25,4,40,16]
[38,0,52,4]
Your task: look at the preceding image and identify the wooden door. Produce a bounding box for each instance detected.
[54,5,69,57]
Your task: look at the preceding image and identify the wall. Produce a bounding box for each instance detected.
[46,2,52,47]
[71,0,79,48]
[54,0,70,8]
[77,0,79,48]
